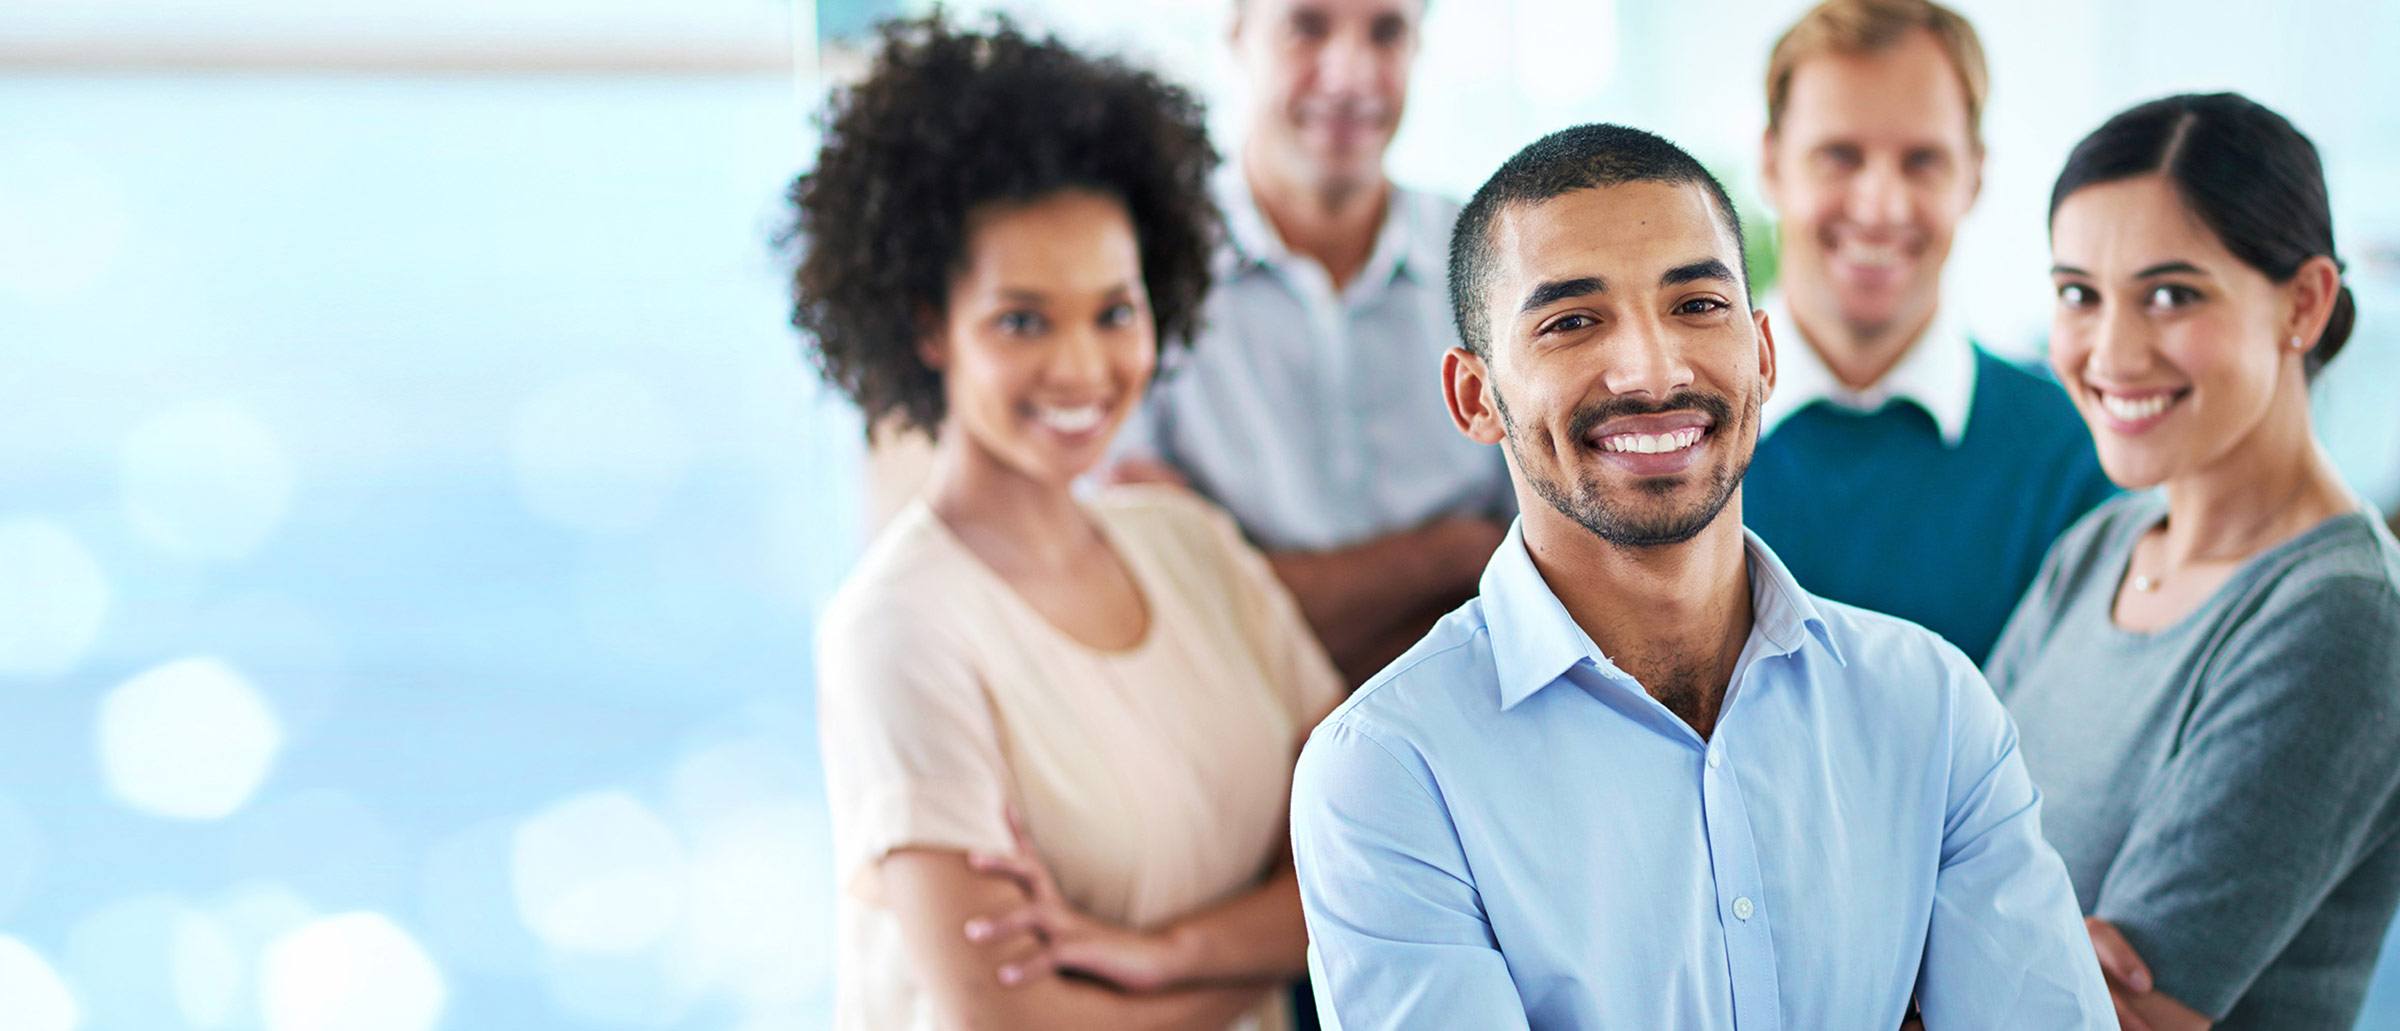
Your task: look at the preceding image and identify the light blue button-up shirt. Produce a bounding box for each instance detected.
[1291,522,2111,1029]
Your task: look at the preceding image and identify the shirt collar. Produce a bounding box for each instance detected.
[1480,519,1844,711]
[1213,163,1432,288]
[1759,297,1978,446]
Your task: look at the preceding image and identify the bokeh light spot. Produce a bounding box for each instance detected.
[172,908,244,1028]
[119,399,297,562]
[511,790,687,955]
[0,517,110,679]
[0,935,79,1031]
[258,912,447,1031]
[98,656,284,820]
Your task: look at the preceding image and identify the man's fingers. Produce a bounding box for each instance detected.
[2112,989,2157,1031]
[2086,917,2154,994]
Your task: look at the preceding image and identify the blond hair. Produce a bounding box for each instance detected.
[1765,0,1989,149]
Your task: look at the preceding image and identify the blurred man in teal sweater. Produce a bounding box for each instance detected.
[1744,0,2114,663]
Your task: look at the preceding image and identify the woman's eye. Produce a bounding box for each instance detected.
[2056,283,2095,308]
[1676,298,1728,316]
[998,311,1048,335]
[1098,303,1138,328]
[2146,284,2200,309]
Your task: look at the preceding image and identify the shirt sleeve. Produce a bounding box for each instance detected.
[1917,645,2116,1029]
[1290,717,1531,1030]
[815,589,1014,906]
[2092,573,2400,1019]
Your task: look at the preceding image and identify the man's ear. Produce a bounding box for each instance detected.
[1444,346,1507,445]
[1966,143,1986,209]
[1758,128,1783,214]
[1754,305,1778,403]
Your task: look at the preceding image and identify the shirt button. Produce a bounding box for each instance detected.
[1706,750,1723,769]
[1733,896,1755,921]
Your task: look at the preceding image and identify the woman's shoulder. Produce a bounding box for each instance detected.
[1087,483,1275,600]
[1087,484,1249,557]
[2238,511,2400,622]
[2202,512,2400,703]
[818,503,975,637]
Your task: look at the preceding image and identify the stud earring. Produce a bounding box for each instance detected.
[2290,335,2308,351]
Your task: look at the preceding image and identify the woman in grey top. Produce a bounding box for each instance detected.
[1988,93,2400,1031]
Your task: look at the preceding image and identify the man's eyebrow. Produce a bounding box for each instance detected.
[1518,276,1606,315]
[1659,259,1735,288]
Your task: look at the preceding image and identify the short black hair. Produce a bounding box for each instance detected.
[1449,123,1748,358]
[785,13,1220,438]
[2051,92,2355,381]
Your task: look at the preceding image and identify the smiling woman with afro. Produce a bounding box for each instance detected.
[796,13,1343,1031]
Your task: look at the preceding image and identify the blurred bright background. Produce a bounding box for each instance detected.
[1,0,2394,1027]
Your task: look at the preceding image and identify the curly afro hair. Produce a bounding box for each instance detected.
[786,13,1222,440]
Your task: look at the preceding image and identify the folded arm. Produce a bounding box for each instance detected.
[1916,654,2115,1029]
[880,849,1271,1031]
[1291,719,1531,1030]
[2087,576,2400,1024]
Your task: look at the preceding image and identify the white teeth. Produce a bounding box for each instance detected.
[1844,243,1903,268]
[1599,427,1705,454]
[2100,393,2176,423]
[1034,404,1105,433]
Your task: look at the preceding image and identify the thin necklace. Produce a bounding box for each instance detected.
[2127,477,2313,593]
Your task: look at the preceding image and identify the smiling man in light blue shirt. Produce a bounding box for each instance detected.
[1288,123,2110,1029]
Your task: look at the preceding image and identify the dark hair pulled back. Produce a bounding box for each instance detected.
[2051,92,2355,380]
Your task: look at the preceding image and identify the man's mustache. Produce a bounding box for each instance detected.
[1566,391,1737,442]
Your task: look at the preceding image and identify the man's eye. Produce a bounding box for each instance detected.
[1816,145,1863,171]
[1676,298,1728,316]
[1541,314,1596,335]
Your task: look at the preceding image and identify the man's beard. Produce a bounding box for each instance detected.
[1496,386,1757,550]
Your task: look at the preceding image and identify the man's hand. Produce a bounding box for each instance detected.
[2085,916,2210,1031]
[963,809,1189,994]
[1424,515,1509,588]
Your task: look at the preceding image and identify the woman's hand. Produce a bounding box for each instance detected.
[962,809,1190,994]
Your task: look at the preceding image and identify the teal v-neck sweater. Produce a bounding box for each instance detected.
[1742,347,2117,665]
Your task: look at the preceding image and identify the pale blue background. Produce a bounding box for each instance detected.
[1,0,2395,1026]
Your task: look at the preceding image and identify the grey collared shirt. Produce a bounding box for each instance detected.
[1111,170,1512,553]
